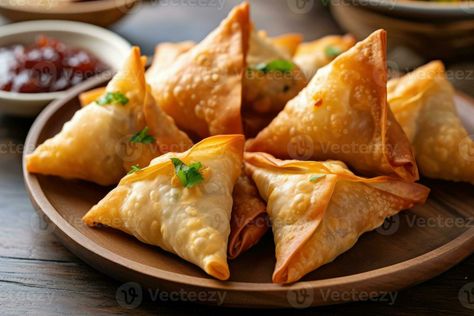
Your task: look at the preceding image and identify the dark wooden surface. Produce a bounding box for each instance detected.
[1,0,473,314]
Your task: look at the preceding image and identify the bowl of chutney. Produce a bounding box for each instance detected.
[0,20,131,116]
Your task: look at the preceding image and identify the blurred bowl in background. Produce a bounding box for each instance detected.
[330,0,474,62]
[0,20,131,117]
[0,0,139,27]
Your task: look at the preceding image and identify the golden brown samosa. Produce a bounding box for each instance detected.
[147,3,250,139]
[228,171,269,259]
[294,34,356,79]
[27,47,192,185]
[243,29,307,137]
[388,61,474,184]
[145,41,195,83]
[247,30,418,182]
[83,135,244,280]
[245,152,430,284]
[145,19,306,138]
[270,32,303,58]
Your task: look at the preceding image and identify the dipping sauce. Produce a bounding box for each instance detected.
[0,35,109,93]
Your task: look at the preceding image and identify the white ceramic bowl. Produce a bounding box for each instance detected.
[0,0,139,27]
[331,0,474,62]
[0,20,131,116]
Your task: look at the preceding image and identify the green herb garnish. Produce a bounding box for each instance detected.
[309,175,326,182]
[253,59,295,74]
[324,46,342,58]
[170,158,204,188]
[96,92,129,106]
[130,127,155,144]
[128,164,142,175]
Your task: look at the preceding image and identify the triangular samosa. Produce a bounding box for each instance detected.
[245,152,430,284]
[388,61,474,184]
[243,29,307,137]
[247,30,418,181]
[147,2,250,139]
[269,32,303,58]
[27,47,192,185]
[228,171,268,259]
[83,135,244,280]
[294,34,356,79]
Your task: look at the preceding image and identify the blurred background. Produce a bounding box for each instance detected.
[0,0,474,102]
[0,0,474,108]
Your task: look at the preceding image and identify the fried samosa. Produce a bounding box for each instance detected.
[270,32,303,58]
[145,41,194,84]
[228,171,269,259]
[245,152,430,284]
[27,47,192,185]
[146,10,306,138]
[388,61,474,184]
[247,30,418,181]
[243,29,307,137]
[147,2,250,139]
[294,34,356,79]
[83,135,245,280]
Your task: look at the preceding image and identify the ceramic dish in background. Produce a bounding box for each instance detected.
[330,0,474,61]
[0,0,139,27]
[0,20,131,117]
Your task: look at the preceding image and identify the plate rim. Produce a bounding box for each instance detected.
[22,76,474,302]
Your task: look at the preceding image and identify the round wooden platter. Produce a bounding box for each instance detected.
[23,75,474,309]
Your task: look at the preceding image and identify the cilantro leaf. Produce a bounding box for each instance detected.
[130,127,155,144]
[127,164,142,175]
[309,174,326,182]
[324,45,342,58]
[253,59,295,74]
[170,158,204,188]
[96,92,129,106]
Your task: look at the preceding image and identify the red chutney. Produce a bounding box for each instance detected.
[0,36,108,93]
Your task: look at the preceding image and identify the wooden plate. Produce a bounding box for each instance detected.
[23,74,474,308]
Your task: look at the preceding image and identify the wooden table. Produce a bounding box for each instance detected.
[1,0,473,314]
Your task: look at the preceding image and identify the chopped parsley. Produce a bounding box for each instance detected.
[96,92,129,106]
[170,158,204,188]
[127,164,142,175]
[309,174,326,182]
[253,59,295,74]
[324,45,342,58]
[130,127,155,144]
